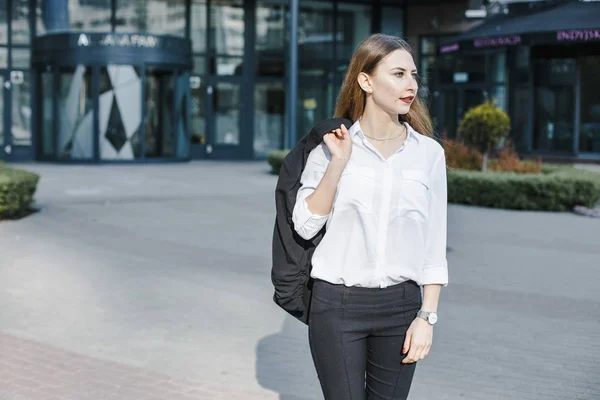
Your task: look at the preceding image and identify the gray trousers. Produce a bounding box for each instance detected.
[308,278,422,400]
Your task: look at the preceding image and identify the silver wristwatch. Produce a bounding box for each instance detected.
[417,310,438,325]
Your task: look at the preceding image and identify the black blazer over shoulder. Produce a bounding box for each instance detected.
[271,117,352,324]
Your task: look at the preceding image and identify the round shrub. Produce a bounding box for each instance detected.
[0,165,40,219]
[267,150,290,175]
[458,100,510,171]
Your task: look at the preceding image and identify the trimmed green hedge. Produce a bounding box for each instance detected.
[0,164,40,219]
[447,167,600,211]
[267,150,600,211]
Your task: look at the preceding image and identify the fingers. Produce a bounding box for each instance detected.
[401,339,432,364]
[328,124,348,140]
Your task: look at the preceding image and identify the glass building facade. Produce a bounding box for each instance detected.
[429,0,600,161]
[0,0,405,162]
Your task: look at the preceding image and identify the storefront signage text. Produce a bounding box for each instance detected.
[77,33,160,48]
[440,43,460,54]
[473,35,521,48]
[557,29,600,42]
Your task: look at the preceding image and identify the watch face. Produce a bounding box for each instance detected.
[428,313,438,324]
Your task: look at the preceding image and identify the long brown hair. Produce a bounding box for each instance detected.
[334,33,433,136]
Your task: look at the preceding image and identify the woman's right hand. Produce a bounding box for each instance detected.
[323,124,352,163]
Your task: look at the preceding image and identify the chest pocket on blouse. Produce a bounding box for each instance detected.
[336,165,377,213]
[398,169,430,222]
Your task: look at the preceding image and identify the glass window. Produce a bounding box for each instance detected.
[99,65,143,160]
[193,55,206,75]
[210,0,244,56]
[58,66,93,160]
[116,0,186,37]
[336,2,371,62]
[579,56,600,153]
[510,87,531,152]
[40,72,54,156]
[37,0,111,34]
[420,37,437,55]
[420,55,435,86]
[381,6,403,37]
[191,0,207,52]
[214,82,240,145]
[12,47,30,68]
[11,0,31,44]
[297,81,335,141]
[11,71,31,146]
[190,75,205,145]
[0,47,8,68]
[0,3,7,44]
[211,56,243,76]
[145,69,175,157]
[254,81,285,157]
[298,1,334,77]
[256,0,286,77]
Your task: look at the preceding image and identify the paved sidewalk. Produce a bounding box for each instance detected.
[1,161,599,400]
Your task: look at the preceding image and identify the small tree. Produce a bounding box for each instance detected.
[457,100,511,172]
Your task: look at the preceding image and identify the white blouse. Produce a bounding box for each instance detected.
[292,119,449,288]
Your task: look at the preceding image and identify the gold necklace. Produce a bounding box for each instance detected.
[363,125,406,141]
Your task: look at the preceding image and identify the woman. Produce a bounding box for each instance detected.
[292,34,449,400]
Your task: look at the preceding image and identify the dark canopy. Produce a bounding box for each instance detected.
[440,0,600,53]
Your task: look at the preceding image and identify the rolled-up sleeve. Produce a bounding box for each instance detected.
[423,150,449,286]
[292,144,331,240]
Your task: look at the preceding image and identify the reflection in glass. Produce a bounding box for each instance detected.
[210,0,244,56]
[11,72,31,145]
[381,6,403,36]
[40,72,53,156]
[297,83,334,143]
[190,76,205,145]
[99,65,143,160]
[214,82,240,145]
[116,0,185,36]
[11,0,31,44]
[534,59,575,152]
[298,2,333,77]
[254,82,285,157]
[191,0,207,52]
[0,3,7,43]
[534,86,574,152]
[174,72,189,158]
[58,66,93,159]
[336,2,371,62]
[256,0,286,77]
[439,90,457,139]
[37,0,111,34]
[12,48,30,68]
[579,56,600,153]
[0,47,7,68]
[510,87,530,152]
[212,56,243,75]
[146,70,175,157]
[420,55,436,86]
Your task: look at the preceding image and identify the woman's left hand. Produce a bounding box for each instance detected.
[401,317,433,364]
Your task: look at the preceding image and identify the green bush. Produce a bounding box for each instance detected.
[0,164,40,219]
[457,100,511,171]
[448,167,600,211]
[267,149,290,175]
